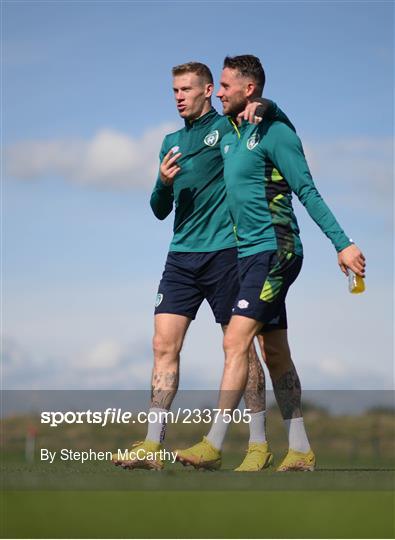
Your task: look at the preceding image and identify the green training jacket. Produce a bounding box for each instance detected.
[220,118,352,258]
[150,104,291,253]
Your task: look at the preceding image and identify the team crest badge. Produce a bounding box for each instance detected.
[224,144,230,154]
[155,293,163,307]
[204,130,219,147]
[247,133,260,150]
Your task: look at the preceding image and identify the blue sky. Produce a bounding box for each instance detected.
[3,1,393,392]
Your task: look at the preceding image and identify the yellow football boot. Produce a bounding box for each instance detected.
[276,448,316,472]
[234,442,274,472]
[175,437,221,470]
[112,440,164,470]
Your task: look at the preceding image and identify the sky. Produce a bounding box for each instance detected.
[2,1,394,394]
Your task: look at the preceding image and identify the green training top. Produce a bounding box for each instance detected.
[150,104,291,253]
[220,118,352,258]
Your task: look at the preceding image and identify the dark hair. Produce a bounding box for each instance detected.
[172,62,213,85]
[223,55,265,94]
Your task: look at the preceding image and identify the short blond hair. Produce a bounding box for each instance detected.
[172,62,213,85]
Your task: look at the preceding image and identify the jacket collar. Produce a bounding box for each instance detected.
[227,117,249,138]
[184,107,219,130]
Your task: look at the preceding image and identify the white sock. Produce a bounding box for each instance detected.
[145,407,167,444]
[248,410,267,444]
[206,414,230,450]
[284,417,311,453]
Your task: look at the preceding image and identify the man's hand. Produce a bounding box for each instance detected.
[338,244,366,277]
[238,99,271,125]
[160,149,182,185]
[238,101,263,124]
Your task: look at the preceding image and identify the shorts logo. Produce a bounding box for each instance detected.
[237,299,249,309]
[247,133,260,150]
[204,130,219,147]
[155,293,163,307]
[224,144,230,154]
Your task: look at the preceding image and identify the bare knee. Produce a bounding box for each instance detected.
[152,333,182,367]
[223,332,252,364]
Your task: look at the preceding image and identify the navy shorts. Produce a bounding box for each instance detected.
[232,250,303,331]
[155,248,239,324]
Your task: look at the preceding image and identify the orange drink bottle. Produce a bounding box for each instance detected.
[348,270,365,294]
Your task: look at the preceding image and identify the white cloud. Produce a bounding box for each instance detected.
[2,334,153,390]
[6,129,392,203]
[319,356,347,378]
[80,340,124,370]
[6,123,179,189]
[2,336,29,373]
[71,338,153,388]
[2,335,67,390]
[3,270,393,391]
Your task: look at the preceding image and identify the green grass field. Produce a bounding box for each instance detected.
[1,460,394,538]
[2,410,394,538]
[2,458,394,491]
[1,489,394,538]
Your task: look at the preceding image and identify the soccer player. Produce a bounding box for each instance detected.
[175,55,366,471]
[112,62,290,471]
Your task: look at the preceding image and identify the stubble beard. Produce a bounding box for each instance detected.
[225,98,248,119]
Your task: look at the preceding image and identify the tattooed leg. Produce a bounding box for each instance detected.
[151,314,191,410]
[222,325,266,413]
[244,339,266,413]
[260,329,302,419]
[218,316,263,411]
[260,329,311,453]
[272,363,302,420]
[151,370,179,411]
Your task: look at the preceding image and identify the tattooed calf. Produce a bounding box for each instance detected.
[273,365,302,419]
[151,370,179,410]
